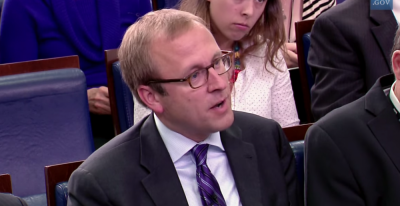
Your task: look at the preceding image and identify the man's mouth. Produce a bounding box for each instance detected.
[212,100,225,109]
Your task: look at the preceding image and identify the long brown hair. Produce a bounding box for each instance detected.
[179,0,286,70]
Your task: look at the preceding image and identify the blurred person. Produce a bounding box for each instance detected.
[308,0,398,120]
[305,25,400,206]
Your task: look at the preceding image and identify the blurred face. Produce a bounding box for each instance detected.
[208,0,267,41]
[150,23,234,142]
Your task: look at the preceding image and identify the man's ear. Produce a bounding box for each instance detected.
[393,51,400,81]
[137,85,164,113]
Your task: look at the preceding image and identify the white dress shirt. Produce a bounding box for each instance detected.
[154,114,242,206]
[393,0,400,23]
[390,82,400,113]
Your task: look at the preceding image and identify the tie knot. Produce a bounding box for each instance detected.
[192,144,209,166]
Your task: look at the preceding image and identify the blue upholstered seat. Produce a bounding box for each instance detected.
[302,32,314,91]
[22,193,47,206]
[0,69,94,197]
[55,182,68,206]
[289,140,305,198]
[112,61,134,133]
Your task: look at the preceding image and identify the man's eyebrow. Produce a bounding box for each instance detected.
[184,50,223,76]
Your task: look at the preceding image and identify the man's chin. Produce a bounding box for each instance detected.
[215,109,234,131]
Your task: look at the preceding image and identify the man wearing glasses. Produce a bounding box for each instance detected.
[305,26,400,205]
[67,9,300,206]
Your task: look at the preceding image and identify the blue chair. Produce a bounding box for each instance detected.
[295,19,315,123]
[283,124,311,203]
[289,140,305,200]
[106,49,134,135]
[22,194,47,206]
[0,68,94,198]
[0,174,12,193]
[54,182,68,206]
[44,160,83,206]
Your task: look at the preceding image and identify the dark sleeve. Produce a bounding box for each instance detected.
[0,0,39,63]
[277,123,302,206]
[67,168,112,206]
[308,16,364,120]
[305,125,365,206]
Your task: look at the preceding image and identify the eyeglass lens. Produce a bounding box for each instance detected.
[189,54,232,88]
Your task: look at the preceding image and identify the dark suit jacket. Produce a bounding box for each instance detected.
[67,111,300,206]
[305,74,400,205]
[308,0,397,120]
[0,193,28,206]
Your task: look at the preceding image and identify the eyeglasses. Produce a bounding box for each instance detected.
[146,51,234,89]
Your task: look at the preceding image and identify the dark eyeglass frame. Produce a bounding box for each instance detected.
[146,50,234,89]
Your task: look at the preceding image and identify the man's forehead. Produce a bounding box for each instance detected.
[150,25,217,58]
[152,23,210,43]
[149,28,220,77]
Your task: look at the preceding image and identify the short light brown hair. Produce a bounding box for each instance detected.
[392,25,400,58]
[118,9,206,105]
[179,0,286,70]
[390,25,400,73]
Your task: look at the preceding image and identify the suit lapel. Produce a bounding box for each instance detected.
[368,107,400,173]
[370,9,398,71]
[140,115,188,206]
[367,75,400,174]
[221,126,263,206]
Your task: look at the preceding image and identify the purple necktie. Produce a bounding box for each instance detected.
[192,144,227,206]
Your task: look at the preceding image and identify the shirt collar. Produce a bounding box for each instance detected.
[154,114,225,163]
[390,81,400,112]
[393,0,400,23]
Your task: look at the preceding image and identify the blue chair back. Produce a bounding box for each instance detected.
[112,61,134,133]
[289,140,305,201]
[0,69,94,197]
[22,194,47,206]
[55,182,68,206]
[295,19,315,123]
[302,32,314,91]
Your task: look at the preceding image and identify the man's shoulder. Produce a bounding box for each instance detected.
[233,111,281,129]
[78,124,142,173]
[232,111,283,141]
[310,95,371,137]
